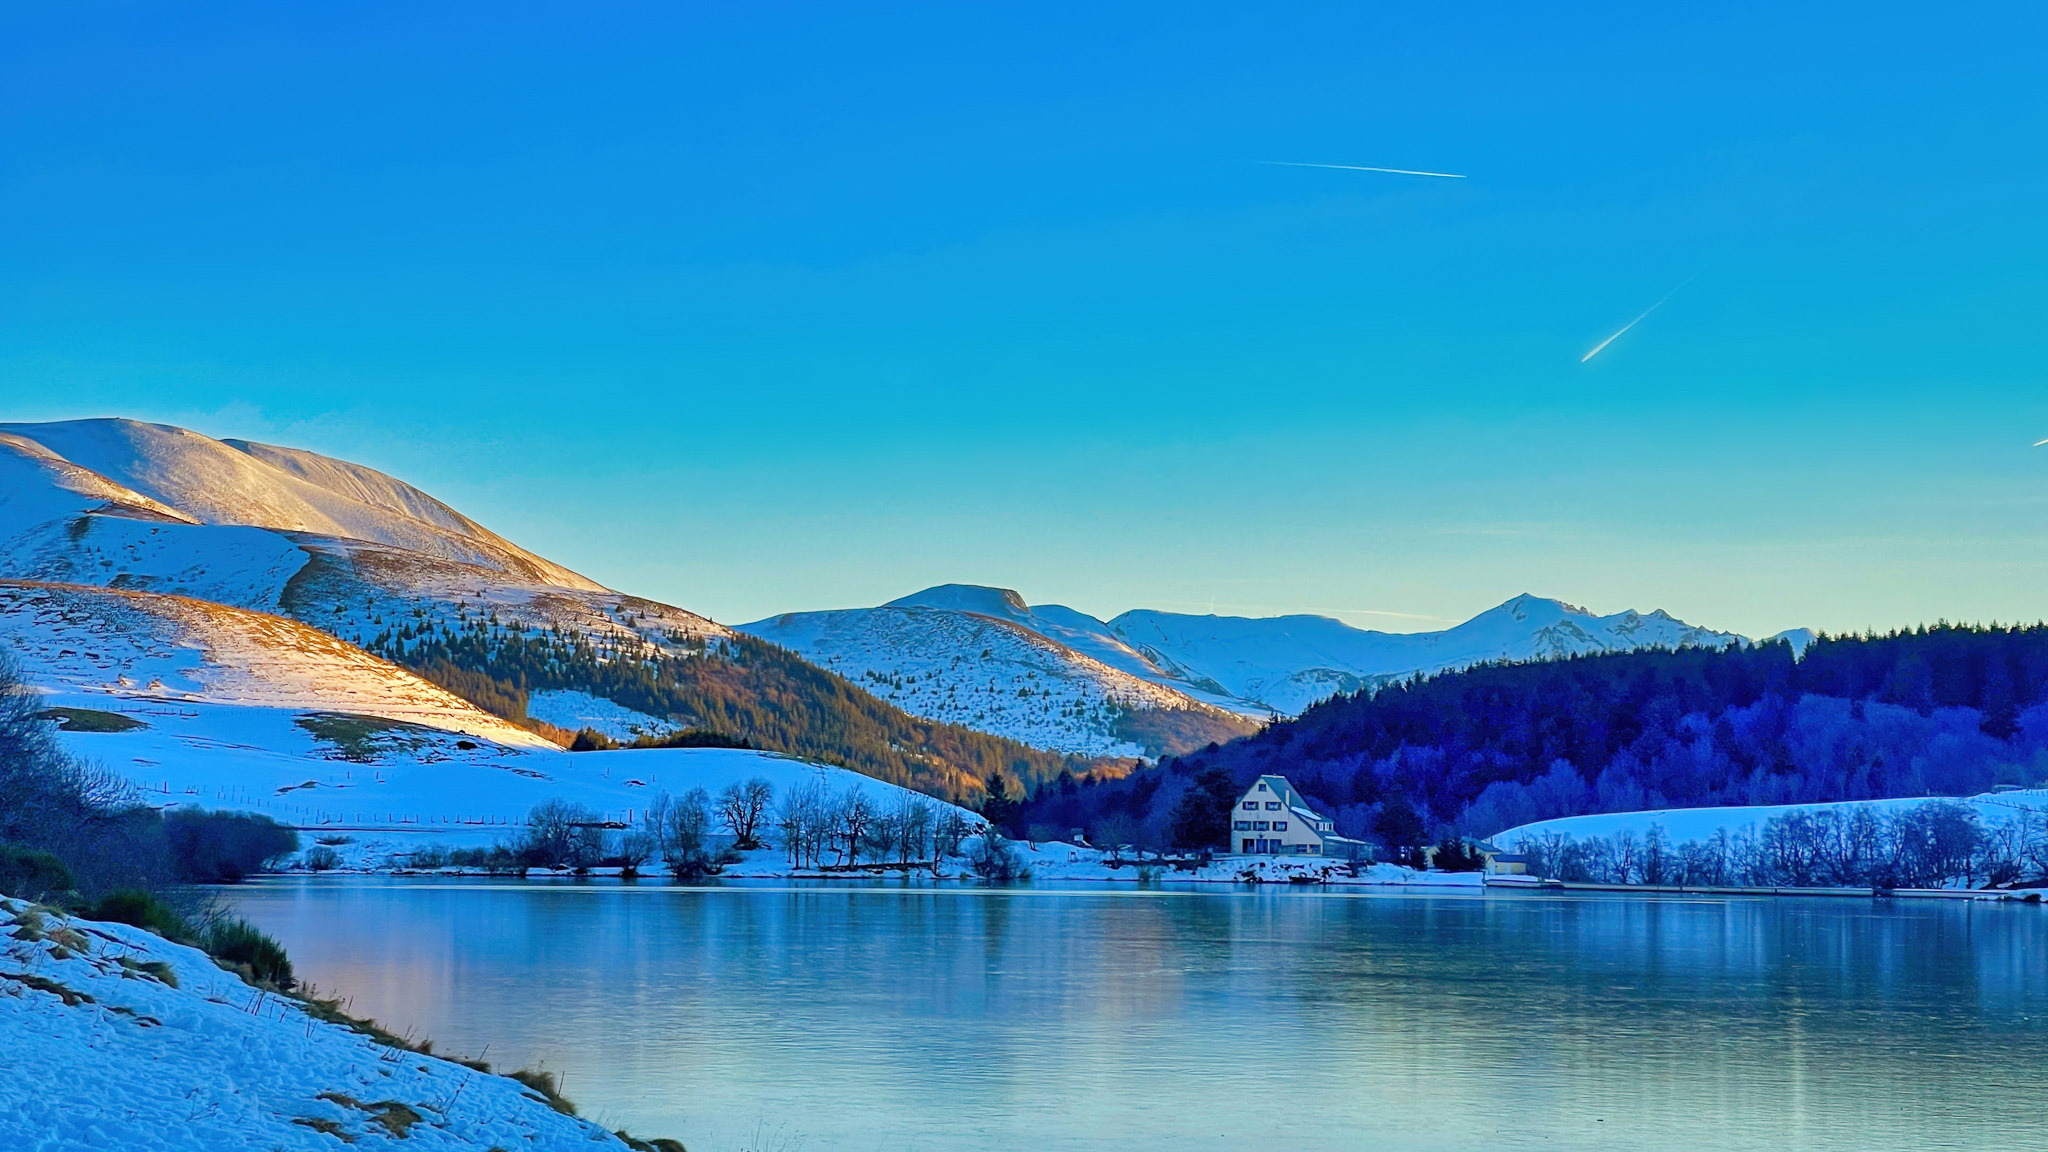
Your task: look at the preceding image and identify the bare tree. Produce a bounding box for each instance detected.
[643,789,717,878]
[1091,813,1139,865]
[838,788,878,867]
[718,777,775,850]
[899,798,935,868]
[523,798,605,870]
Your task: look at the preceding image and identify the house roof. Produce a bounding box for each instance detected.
[1239,774,1332,826]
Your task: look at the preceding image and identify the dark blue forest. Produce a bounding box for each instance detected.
[1006,625,2048,852]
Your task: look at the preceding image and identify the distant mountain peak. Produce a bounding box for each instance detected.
[885,584,1031,618]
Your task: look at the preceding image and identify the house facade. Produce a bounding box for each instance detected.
[1227,774,1369,859]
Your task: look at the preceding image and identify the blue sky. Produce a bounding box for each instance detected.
[5,2,2046,636]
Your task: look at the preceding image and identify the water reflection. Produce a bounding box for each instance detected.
[227,879,2048,1152]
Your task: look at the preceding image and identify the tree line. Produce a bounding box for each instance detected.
[405,778,1029,882]
[1009,624,2048,857]
[1515,800,2047,890]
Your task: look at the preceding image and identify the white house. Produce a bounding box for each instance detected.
[1227,774,1370,859]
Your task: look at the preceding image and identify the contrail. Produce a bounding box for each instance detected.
[1255,160,1467,179]
[2033,438,2048,447]
[1581,277,1697,363]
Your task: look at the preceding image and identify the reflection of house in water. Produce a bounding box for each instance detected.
[1227,774,1371,859]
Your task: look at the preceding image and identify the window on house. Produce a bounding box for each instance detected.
[1265,802,1282,810]
[1253,821,1269,831]
[1273,821,1287,831]
[1257,783,1267,791]
[1233,821,1250,830]
[1242,801,1258,810]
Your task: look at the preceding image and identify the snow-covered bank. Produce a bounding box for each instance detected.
[1492,789,2048,851]
[0,897,677,1151]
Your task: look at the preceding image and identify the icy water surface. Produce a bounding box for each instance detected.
[227,878,2048,1152]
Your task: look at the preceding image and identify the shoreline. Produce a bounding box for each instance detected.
[245,865,2048,902]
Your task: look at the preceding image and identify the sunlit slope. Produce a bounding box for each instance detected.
[0,418,599,589]
[0,579,554,749]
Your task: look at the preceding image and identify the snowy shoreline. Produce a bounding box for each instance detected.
[0,896,686,1151]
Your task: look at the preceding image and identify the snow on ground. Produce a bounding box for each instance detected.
[526,689,681,742]
[47,695,974,866]
[1490,789,2048,851]
[0,897,659,1151]
[0,580,555,750]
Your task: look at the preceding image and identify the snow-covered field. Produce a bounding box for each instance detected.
[50,697,967,864]
[525,689,681,742]
[0,897,668,1150]
[1490,789,2048,851]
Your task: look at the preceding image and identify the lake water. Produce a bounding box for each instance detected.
[226,878,2048,1152]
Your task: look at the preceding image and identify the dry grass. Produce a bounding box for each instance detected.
[291,1116,357,1143]
[506,1067,577,1116]
[2,971,96,1007]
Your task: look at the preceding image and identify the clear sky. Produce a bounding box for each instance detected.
[4,2,2045,637]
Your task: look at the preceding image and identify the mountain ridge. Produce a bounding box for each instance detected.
[750,584,1754,732]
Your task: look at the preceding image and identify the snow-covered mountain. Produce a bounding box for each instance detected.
[0,419,1106,812]
[741,585,1258,758]
[751,586,1753,729]
[1112,593,1748,715]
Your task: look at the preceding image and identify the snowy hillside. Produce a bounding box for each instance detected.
[1,578,967,863]
[742,585,1257,757]
[0,897,671,1151]
[1112,593,1746,715]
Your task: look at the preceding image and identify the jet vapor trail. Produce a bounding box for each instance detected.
[1256,160,1467,179]
[2033,438,2048,447]
[1580,277,1696,363]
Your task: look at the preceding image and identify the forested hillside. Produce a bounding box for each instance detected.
[360,609,1123,803]
[1011,625,2048,852]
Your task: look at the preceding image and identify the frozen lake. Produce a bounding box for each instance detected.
[226,878,2048,1152]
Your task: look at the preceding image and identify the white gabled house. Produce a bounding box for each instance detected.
[1227,774,1371,860]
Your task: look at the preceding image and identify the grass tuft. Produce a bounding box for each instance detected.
[507,1067,578,1116]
